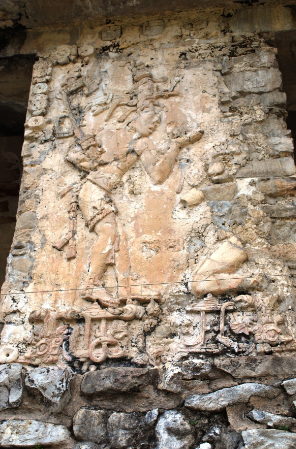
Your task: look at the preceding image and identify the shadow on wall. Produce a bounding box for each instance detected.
[0,55,36,289]
[0,136,23,288]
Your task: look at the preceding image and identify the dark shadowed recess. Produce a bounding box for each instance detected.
[0,46,35,288]
[275,29,296,163]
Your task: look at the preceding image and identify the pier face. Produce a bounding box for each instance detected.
[1,3,296,448]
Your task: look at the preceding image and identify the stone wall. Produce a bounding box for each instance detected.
[1,4,296,449]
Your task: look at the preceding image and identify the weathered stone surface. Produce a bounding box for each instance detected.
[201,182,237,201]
[185,383,280,411]
[242,429,296,449]
[73,443,105,449]
[0,363,22,411]
[16,211,37,230]
[282,378,296,395]
[257,179,296,197]
[224,69,282,94]
[73,408,107,444]
[0,419,71,447]
[262,204,296,218]
[155,410,194,449]
[25,366,72,410]
[81,368,155,395]
[107,412,140,448]
[227,404,263,431]
[214,356,296,379]
[247,409,296,431]
[236,157,296,178]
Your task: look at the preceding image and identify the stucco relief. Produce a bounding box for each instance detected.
[1,35,296,368]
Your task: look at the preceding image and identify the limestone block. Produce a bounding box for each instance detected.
[242,429,296,449]
[185,383,280,411]
[141,19,165,36]
[81,367,155,394]
[0,419,71,447]
[201,182,237,201]
[73,409,107,444]
[28,93,48,116]
[100,25,121,41]
[236,157,296,178]
[0,364,23,411]
[282,378,296,395]
[257,179,296,197]
[155,410,194,449]
[32,83,48,95]
[25,366,72,410]
[11,256,32,274]
[261,204,296,218]
[227,404,262,432]
[247,410,296,431]
[266,136,294,155]
[224,69,282,95]
[107,412,140,448]
[215,355,296,379]
[16,211,37,230]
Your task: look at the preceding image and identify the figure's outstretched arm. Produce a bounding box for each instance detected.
[66,147,98,172]
[141,130,204,185]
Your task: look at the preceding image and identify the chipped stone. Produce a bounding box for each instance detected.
[242,429,296,449]
[0,419,71,447]
[0,363,22,411]
[185,383,280,411]
[73,408,107,444]
[155,410,194,449]
[81,367,155,395]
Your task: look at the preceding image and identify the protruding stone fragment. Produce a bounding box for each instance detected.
[0,419,71,447]
[107,412,140,448]
[185,383,280,412]
[145,408,159,426]
[247,409,296,431]
[155,410,194,449]
[242,429,296,449]
[208,162,224,177]
[181,188,205,206]
[25,366,72,411]
[81,367,155,395]
[282,378,296,395]
[0,363,23,411]
[190,236,248,297]
[73,408,107,444]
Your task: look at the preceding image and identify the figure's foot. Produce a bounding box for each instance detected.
[119,285,162,303]
[81,278,120,307]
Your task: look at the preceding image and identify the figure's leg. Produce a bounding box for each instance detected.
[82,213,119,306]
[90,213,117,282]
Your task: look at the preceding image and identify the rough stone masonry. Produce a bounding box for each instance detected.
[1,1,296,448]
